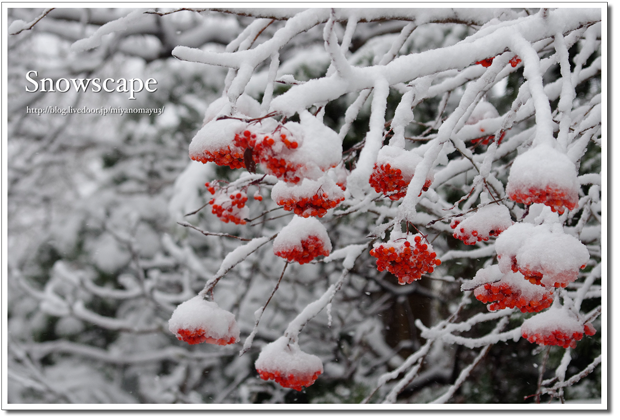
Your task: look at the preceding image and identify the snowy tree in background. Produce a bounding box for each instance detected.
[6,7,603,404]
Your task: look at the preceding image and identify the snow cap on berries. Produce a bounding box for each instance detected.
[202,94,261,126]
[521,304,596,348]
[272,175,345,218]
[273,215,332,264]
[496,222,589,288]
[506,143,580,214]
[470,265,553,313]
[370,231,441,285]
[452,203,513,245]
[255,336,323,391]
[369,146,433,200]
[189,118,248,168]
[168,296,240,345]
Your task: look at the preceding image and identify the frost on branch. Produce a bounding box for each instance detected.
[168,296,240,346]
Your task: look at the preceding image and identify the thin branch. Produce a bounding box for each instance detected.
[177,221,252,241]
[10,8,55,35]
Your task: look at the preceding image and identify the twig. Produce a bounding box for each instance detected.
[177,221,251,241]
[239,261,289,356]
[10,8,55,35]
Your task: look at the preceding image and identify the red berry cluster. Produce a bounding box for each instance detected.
[370,235,441,284]
[471,131,506,146]
[256,369,321,392]
[209,190,248,225]
[274,235,330,264]
[190,145,246,169]
[522,323,596,349]
[476,56,520,68]
[474,282,553,313]
[234,130,303,183]
[450,219,507,245]
[508,185,578,214]
[369,163,431,201]
[175,328,237,346]
[276,190,344,218]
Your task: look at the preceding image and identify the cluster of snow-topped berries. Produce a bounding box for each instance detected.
[272,176,344,218]
[273,216,332,264]
[369,146,432,200]
[451,204,513,245]
[370,233,441,285]
[495,221,589,289]
[255,337,323,391]
[520,304,596,349]
[506,143,579,215]
[468,266,553,313]
[208,185,249,225]
[168,296,240,346]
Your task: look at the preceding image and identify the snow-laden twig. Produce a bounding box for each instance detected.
[201,235,277,297]
[430,316,510,403]
[283,245,366,343]
[240,261,288,356]
[9,8,55,35]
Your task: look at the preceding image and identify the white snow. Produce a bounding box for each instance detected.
[272,174,345,216]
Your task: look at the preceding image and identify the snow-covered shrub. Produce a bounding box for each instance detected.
[7,6,603,405]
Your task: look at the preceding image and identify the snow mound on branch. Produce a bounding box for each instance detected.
[255,336,323,391]
[168,296,239,345]
[273,216,332,264]
[506,143,579,214]
[451,204,513,245]
[202,95,261,126]
[495,223,589,288]
[466,100,499,125]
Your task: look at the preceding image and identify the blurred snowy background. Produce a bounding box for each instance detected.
[5,7,602,405]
